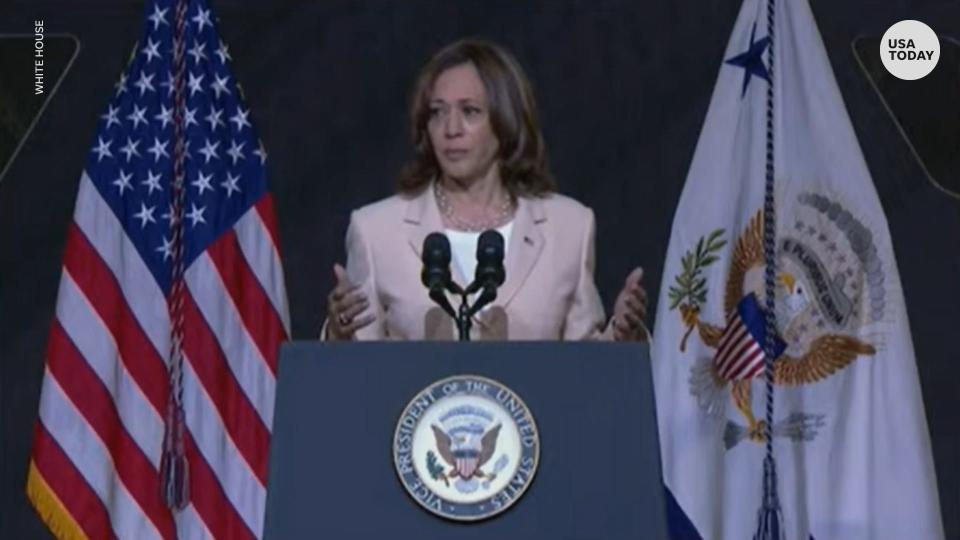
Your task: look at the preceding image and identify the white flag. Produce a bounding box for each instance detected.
[651,0,944,539]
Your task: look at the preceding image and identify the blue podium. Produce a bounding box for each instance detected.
[263,341,666,539]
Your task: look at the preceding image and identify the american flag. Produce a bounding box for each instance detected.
[26,1,289,539]
[713,293,785,381]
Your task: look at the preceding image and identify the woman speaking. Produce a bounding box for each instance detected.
[325,39,647,341]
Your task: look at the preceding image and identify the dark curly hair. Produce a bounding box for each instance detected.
[397,39,556,197]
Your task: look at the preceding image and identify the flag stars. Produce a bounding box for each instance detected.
[133,71,155,96]
[142,38,162,63]
[155,104,173,130]
[185,106,199,128]
[724,21,771,98]
[226,140,245,165]
[205,106,225,130]
[211,74,231,99]
[215,40,231,63]
[156,236,174,261]
[198,139,220,163]
[221,172,242,197]
[253,140,267,164]
[133,203,157,228]
[142,170,163,194]
[230,107,251,131]
[119,137,141,162]
[186,203,207,227]
[160,71,174,97]
[188,72,205,96]
[148,4,169,30]
[188,40,208,64]
[92,137,113,161]
[161,204,179,225]
[115,72,128,96]
[112,169,133,195]
[101,105,121,129]
[147,137,169,162]
[192,7,213,33]
[191,171,214,195]
[127,105,148,129]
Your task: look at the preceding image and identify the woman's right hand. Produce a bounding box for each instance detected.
[326,263,376,340]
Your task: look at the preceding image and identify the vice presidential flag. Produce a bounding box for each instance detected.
[651,0,944,538]
[26,1,290,538]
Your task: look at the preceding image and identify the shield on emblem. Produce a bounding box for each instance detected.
[457,452,480,480]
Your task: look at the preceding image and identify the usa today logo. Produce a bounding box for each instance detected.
[880,20,940,80]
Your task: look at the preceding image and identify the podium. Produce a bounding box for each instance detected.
[263,341,666,539]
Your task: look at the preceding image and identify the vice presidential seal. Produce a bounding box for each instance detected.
[393,375,539,521]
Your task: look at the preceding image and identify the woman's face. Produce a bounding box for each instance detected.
[427,63,500,184]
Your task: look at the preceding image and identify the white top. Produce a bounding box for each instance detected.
[445,221,514,287]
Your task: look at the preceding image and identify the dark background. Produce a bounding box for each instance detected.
[0,1,957,538]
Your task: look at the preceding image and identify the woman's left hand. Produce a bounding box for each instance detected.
[611,267,649,341]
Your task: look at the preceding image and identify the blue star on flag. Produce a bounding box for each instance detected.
[725,22,771,98]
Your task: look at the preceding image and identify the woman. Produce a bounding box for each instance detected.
[325,39,647,341]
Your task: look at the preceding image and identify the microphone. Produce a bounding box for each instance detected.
[467,230,506,311]
[421,233,458,320]
[421,232,452,293]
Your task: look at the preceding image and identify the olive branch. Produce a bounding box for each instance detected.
[426,450,448,486]
[668,229,726,350]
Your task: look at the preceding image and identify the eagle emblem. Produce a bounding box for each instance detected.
[669,193,884,448]
[393,375,539,521]
[430,422,502,486]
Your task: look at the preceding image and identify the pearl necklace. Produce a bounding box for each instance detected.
[434,181,515,232]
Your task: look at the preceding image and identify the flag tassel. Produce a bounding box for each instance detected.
[160,400,189,510]
[753,454,785,540]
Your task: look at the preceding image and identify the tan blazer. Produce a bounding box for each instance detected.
[331,184,614,341]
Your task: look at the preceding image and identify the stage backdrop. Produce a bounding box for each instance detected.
[0,1,957,538]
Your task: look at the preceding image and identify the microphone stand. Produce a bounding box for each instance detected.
[454,282,496,342]
[457,297,472,341]
[425,276,478,341]
[428,281,477,342]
